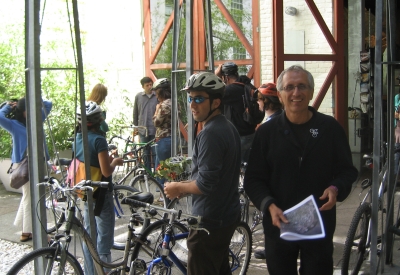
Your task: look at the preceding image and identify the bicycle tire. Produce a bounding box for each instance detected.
[113,185,151,250]
[230,221,252,275]
[6,246,84,275]
[131,219,189,274]
[341,202,371,275]
[129,174,167,208]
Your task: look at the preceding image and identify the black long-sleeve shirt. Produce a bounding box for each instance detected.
[244,107,358,239]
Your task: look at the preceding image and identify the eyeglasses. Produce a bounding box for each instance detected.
[188,96,210,104]
[282,84,309,92]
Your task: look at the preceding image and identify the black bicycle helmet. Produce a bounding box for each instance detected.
[181,72,225,98]
[221,62,238,76]
[153,78,170,90]
[76,101,103,125]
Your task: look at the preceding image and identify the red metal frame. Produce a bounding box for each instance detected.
[273,0,347,129]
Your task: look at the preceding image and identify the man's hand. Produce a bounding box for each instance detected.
[164,182,184,199]
[268,203,288,229]
[319,186,338,211]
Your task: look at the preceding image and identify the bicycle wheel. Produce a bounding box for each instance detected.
[230,221,252,275]
[43,187,67,234]
[131,219,189,274]
[129,174,167,207]
[6,246,84,275]
[113,185,150,250]
[341,202,371,275]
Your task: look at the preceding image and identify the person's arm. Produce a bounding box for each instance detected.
[153,101,170,127]
[133,94,139,126]
[0,102,15,132]
[98,150,123,177]
[320,120,358,207]
[41,100,52,121]
[164,180,202,199]
[243,127,275,213]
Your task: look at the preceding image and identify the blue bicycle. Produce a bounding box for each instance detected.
[122,196,252,275]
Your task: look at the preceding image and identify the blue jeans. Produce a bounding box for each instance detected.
[155,136,172,186]
[83,191,115,274]
[139,134,155,172]
[240,133,255,164]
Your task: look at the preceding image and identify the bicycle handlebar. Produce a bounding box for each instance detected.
[39,178,111,192]
[121,196,209,233]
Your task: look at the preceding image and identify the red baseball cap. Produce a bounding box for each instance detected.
[258,83,278,97]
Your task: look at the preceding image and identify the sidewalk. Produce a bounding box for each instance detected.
[1,169,400,274]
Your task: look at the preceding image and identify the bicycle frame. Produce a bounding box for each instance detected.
[144,230,242,275]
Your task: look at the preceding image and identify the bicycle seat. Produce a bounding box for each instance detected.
[122,192,154,205]
[55,158,72,166]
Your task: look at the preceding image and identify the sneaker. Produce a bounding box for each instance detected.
[254,249,266,259]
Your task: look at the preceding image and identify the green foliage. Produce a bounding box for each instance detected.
[155,156,191,181]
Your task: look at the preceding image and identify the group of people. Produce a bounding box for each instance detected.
[164,64,358,275]
[0,63,358,275]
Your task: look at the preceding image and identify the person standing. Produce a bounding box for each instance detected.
[152,78,172,198]
[0,97,52,242]
[73,101,123,274]
[133,77,157,171]
[164,72,241,275]
[215,62,257,163]
[87,83,109,135]
[244,65,358,275]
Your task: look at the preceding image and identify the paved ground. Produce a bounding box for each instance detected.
[1,166,400,274]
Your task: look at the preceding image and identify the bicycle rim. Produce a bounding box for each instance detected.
[131,219,189,275]
[230,221,252,275]
[6,247,83,275]
[341,202,371,275]
[129,174,167,207]
[113,185,150,250]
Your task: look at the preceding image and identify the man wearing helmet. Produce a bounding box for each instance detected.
[164,72,241,274]
[215,62,257,164]
[134,77,157,171]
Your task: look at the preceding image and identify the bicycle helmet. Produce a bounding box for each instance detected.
[221,62,238,76]
[76,101,103,125]
[181,72,225,98]
[258,83,278,97]
[152,78,170,90]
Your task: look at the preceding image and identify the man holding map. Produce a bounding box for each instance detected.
[244,65,358,275]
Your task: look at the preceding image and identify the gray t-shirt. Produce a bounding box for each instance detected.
[133,91,158,136]
[191,114,241,228]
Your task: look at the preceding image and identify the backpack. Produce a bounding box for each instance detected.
[233,81,265,125]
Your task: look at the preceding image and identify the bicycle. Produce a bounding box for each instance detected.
[123,196,253,275]
[341,146,400,275]
[8,178,163,275]
[41,166,146,251]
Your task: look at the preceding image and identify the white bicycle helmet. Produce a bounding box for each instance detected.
[76,101,103,125]
[181,72,225,98]
[153,78,170,90]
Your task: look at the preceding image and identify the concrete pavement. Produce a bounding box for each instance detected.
[1,167,400,274]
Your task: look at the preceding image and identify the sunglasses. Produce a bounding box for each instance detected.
[188,96,210,104]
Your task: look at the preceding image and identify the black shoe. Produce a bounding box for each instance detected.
[254,249,266,259]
